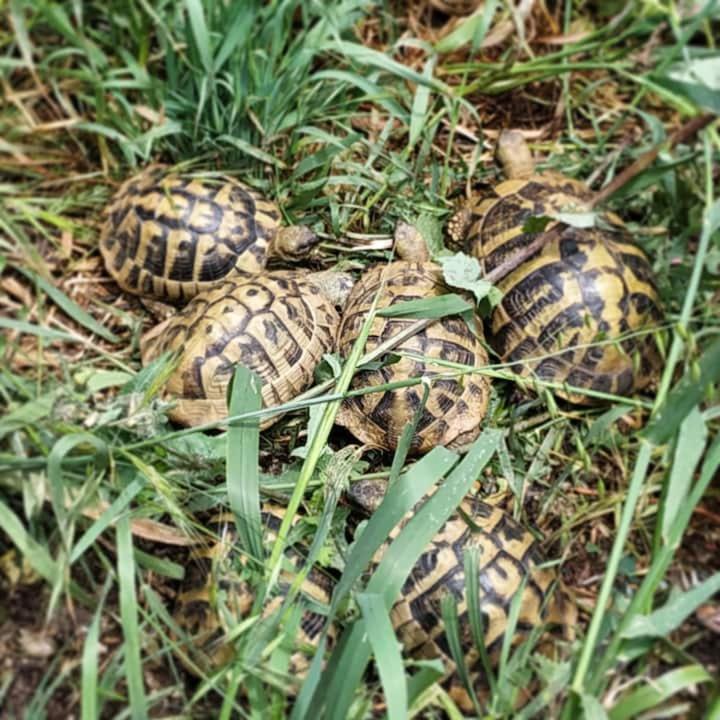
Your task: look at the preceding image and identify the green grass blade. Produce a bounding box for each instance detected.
[70,478,144,564]
[333,447,457,608]
[580,694,610,720]
[570,439,652,698]
[116,513,147,719]
[648,143,718,427]
[440,594,483,716]
[0,390,59,440]
[219,134,287,168]
[369,429,501,605]
[212,3,254,71]
[47,433,109,548]
[566,125,718,715]
[0,317,76,342]
[464,545,496,696]
[81,579,111,720]
[185,0,212,74]
[292,447,456,720]
[388,382,430,485]
[595,432,720,688]
[434,0,499,53]
[377,294,472,319]
[289,634,329,720]
[408,58,434,149]
[303,622,368,720]
[645,335,720,444]
[357,592,408,720]
[621,571,720,640]
[497,575,527,680]
[133,548,185,579]
[322,40,449,93]
[608,665,713,720]
[267,262,386,585]
[19,268,120,343]
[226,366,264,565]
[0,500,59,583]
[406,659,446,712]
[656,406,707,546]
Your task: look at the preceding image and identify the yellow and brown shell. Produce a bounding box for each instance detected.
[462,172,664,400]
[173,505,334,679]
[335,261,490,453]
[383,492,573,711]
[140,271,339,428]
[100,167,282,302]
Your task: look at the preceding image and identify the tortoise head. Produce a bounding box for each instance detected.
[496,130,535,180]
[347,478,389,514]
[393,221,431,261]
[311,269,355,307]
[272,226,320,261]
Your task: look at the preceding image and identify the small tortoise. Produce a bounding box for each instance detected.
[335,230,490,453]
[348,478,574,711]
[450,131,664,401]
[141,270,352,428]
[172,483,573,711]
[173,505,334,679]
[100,166,318,302]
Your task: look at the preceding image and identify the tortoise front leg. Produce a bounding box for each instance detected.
[446,204,475,251]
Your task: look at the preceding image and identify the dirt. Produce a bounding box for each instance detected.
[0,578,84,719]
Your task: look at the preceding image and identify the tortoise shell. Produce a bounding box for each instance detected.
[335,261,490,453]
[140,271,339,428]
[100,167,292,302]
[462,171,664,401]
[377,492,572,711]
[173,505,334,678]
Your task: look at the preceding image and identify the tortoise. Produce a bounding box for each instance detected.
[348,478,574,711]
[173,504,335,680]
[172,482,574,711]
[449,130,664,401]
[141,269,353,428]
[100,166,319,303]
[335,228,490,453]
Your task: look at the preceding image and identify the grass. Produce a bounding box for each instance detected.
[1,0,719,718]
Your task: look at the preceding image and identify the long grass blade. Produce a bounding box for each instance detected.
[608,665,713,720]
[357,592,408,720]
[70,478,144,564]
[47,433,109,548]
[464,545,496,696]
[19,268,120,343]
[226,366,264,565]
[0,500,58,583]
[440,594,483,717]
[116,513,147,719]
[81,579,111,720]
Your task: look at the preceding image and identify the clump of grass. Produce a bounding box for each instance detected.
[1,0,719,718]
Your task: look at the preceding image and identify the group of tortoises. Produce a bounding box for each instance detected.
[99,131,664,709]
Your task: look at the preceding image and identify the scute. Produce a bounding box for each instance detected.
[335,261,490,453]
[100,167,281,302]
[140,272,340,428]
[464,171,663,401]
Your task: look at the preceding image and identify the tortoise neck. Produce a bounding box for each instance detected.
[496,130,535,179]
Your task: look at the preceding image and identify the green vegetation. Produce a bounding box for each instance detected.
[1,1,718,718]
